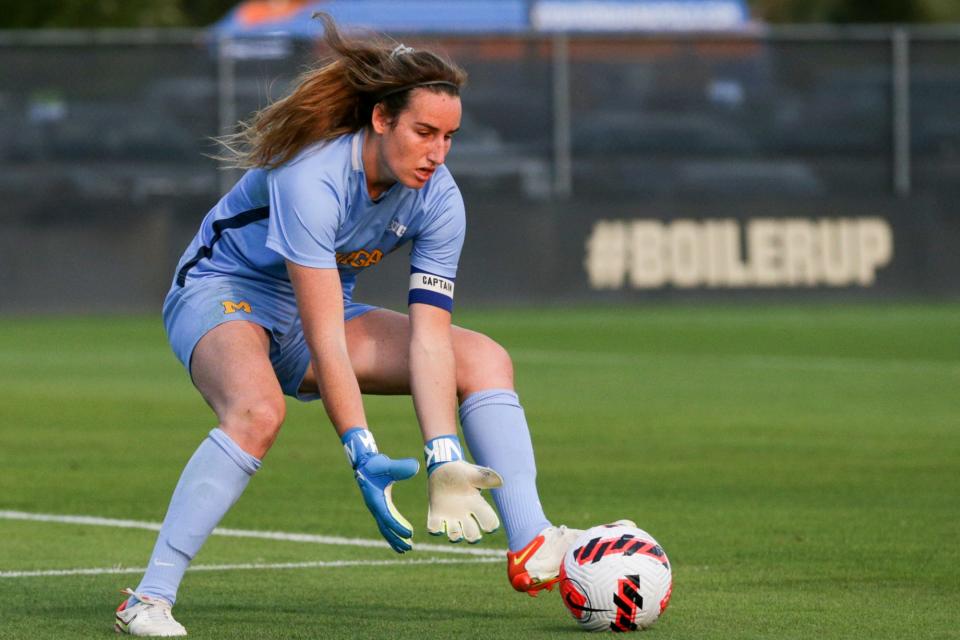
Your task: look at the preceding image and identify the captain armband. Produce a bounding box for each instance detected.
[408,268,455,312]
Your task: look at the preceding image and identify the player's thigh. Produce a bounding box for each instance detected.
[302,308,513,396]
[191,320,286,428]
[343,308,412,395]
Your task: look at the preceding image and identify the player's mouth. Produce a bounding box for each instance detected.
[414,167,435,183]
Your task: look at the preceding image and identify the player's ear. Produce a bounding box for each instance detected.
[371,103,391,135]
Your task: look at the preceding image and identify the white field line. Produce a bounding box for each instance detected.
[511,348,960,375]
[0,557,501,579]
[0,511,505,558]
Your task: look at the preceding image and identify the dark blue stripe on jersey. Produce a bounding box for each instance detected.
[409,288,454,312]
[175,206,270,287]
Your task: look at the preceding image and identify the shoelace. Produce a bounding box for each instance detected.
[547,525,575,544]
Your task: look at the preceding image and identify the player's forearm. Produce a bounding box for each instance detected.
[287,260,367,435]
[313,343,367,436]
[409,331,458,441]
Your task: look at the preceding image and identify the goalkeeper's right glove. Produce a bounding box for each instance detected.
[342,427,419,553]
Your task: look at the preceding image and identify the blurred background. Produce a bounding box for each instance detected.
[2,0,959,313]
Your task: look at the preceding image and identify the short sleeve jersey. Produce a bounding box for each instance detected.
[171,131,466,304]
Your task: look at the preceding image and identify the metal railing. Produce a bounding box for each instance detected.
[1,25,959,203]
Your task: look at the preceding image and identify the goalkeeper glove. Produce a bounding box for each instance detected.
[342,427,419,553]
[424,435,503,543]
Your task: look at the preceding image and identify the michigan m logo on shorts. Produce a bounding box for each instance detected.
[221,300,252,314]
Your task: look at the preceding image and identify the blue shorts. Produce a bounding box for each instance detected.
[162,275,377,402]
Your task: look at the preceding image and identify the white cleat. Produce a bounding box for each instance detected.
[507,524,584,595]
[114,588,187,637]
[609,518,637,528]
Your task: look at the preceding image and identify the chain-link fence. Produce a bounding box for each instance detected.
[1,27,958,311]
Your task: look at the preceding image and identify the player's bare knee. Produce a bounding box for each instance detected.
[456,331,514,397]
[486,338,514,380]
[220,398,285,457]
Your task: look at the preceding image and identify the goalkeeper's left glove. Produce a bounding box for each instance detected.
[342,427,419,553]
[424,435,503,543]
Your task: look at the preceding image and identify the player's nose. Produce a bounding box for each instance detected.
[427,139,446,165]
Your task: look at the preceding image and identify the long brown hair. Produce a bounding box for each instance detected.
[218,13,467,169]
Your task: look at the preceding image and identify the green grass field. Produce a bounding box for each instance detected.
[1,304,958,639]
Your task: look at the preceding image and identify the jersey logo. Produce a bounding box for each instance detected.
[336,249,383,268]
[388,219,408,238]
[221,300,252,314]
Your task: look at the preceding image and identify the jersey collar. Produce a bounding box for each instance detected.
[351,130,363,172]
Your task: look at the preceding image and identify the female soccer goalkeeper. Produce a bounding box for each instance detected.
[114,15,579,636]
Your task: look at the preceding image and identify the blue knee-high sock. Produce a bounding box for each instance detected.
[459,389,551,551]
[135,428,261,605]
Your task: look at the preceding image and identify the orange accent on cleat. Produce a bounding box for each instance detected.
[508,534,562,595]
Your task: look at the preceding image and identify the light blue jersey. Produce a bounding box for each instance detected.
[162,130,466,399]
[171,130,465,301]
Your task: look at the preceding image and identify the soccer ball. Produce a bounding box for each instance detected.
[559,521,673,632]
